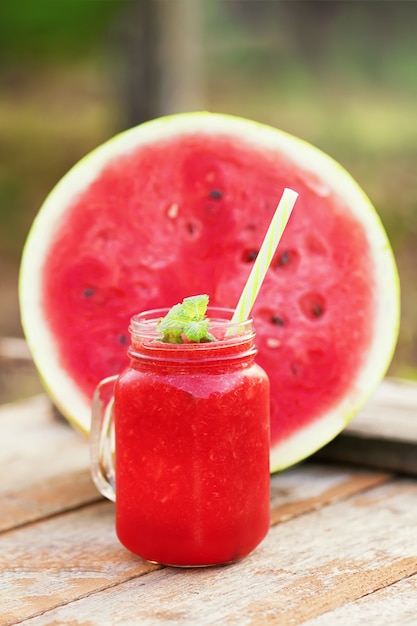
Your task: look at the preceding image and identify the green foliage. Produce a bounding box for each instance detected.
[0,0,130,61]
[157,295,216,344]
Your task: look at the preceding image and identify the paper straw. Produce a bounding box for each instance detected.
[231,188,298,325]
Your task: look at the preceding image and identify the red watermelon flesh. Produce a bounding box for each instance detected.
[42,132,373,446]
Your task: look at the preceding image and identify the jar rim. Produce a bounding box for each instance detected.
[129,306,254,345]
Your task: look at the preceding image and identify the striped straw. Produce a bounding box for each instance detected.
[230,188,298,326]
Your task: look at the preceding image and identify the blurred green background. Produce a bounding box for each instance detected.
[1,0,416,398]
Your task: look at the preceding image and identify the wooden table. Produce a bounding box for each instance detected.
[2,378,417,625]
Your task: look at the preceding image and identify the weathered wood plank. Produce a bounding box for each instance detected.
[0,395,101,531]
[12,478,417,626]
[0,337,32,360]
[0,466,397,626]
[0,468,101,533]
[315,433,417,476]
[270,464,390,524]
[0,501,161,626]
[1,379,415,625]
[0,395,88,493]
[315,378,417,474]
[0,460,391,537]
[304,572,417,625]
[347,378,417,442]
[0,393,391,534]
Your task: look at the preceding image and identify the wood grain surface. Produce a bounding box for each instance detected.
[4,477,416,626]
[315,378,417,474]
[1,379,417,625]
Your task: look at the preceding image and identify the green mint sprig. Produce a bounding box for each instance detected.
[157,294,216,344]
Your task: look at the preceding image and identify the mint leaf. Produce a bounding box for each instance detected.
[156,295,216,343]
[158,327,184,344]
[183,319,210,342]
[182,294,209,322]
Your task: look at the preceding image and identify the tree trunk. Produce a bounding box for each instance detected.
[157,0,205,115]
[117,0,205,128]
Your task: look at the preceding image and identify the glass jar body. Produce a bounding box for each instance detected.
[112,308,270,567]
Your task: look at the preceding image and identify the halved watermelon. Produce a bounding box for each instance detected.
[19,112,400,472]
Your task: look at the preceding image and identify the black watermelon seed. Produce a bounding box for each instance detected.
[246,250,258,262]
[119,334,128,345]
[312,304,324,318]
[298,292,326,320]
[83,288,94,298]
[271,315,285,326]
[278,251,290,266]
[186,222,196,234]
[209,189,223,199]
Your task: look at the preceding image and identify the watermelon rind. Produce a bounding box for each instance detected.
[19,112,400,472]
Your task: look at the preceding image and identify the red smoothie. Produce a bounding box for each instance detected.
[113,308,270,567]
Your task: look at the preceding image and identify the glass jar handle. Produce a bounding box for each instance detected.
[90,374,118,502]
